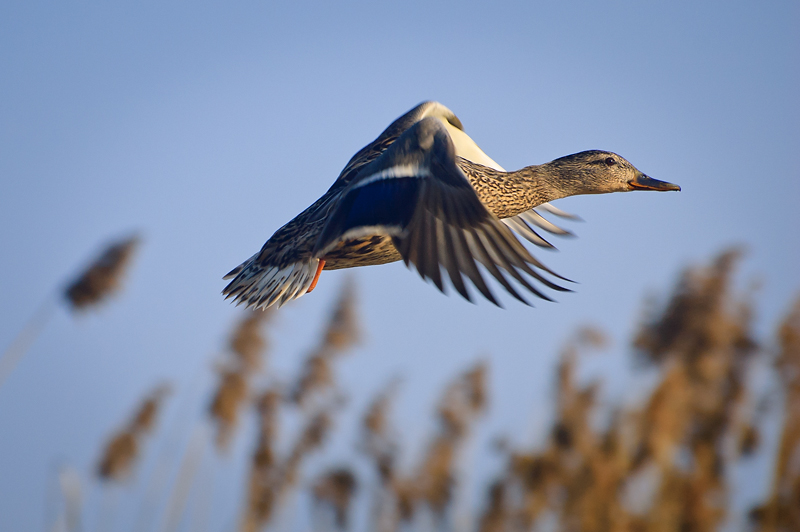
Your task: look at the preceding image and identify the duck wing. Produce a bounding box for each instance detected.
[220,102,466,311]
[314,117,568,306]
[502,203,581,249]
[328,101,475,191]
[221,243,324,311]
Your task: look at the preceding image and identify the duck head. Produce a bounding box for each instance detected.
[549,150,681,195]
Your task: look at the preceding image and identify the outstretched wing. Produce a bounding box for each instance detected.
[221,102,468,311]
[327,101,468,192]
[314,117,569,306]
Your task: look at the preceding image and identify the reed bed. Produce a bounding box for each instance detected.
[32,249,800,531]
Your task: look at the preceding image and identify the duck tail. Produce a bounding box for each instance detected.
[222,254,321,310]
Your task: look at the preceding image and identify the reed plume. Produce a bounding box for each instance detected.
[284,410,333,487]
[208,368,249,450]
[321,277,360,350]
[209,309,274,451]
[243,389,282,531]
[483,335,615,532]
[384,362,488,526]
[633,248,756,365]
[291,277,360,406]
[242,407,335,532]
[97,383,171,481]
[750,295,800,532]
[146,309,273,532]
[362,380,400,486]
[360,381,403,532]
[474,249,764,532]
[242,280,358,531]
[633,249,758,532]
[64,235,140,311]
[0,235,140,391]
[230,308,274,373]
[312,468,358,529]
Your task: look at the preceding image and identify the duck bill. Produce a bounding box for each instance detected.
[628,174,681,191]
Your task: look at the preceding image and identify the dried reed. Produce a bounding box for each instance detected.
[321,277,360,350]
[242,280,358,531]
[209,309,274,451]
[750,295,800,532]
[362,380,400,486]
[312,468,358,529]
[52,465,82,532]
[283,410,333,489]
[98,431,139,481]
[97,383,171,481]
[230,308,274,373]
[0,235,140,391]
[160,423,209,532]
[242,389,282,532]
[208,368,249,450]
[474,249,765,532]
[64,235,140,310]
[291,277,360,406]
[382,362,488,527]
[78,250,800,532]
[241,407,335,532]
[0,298,56,390]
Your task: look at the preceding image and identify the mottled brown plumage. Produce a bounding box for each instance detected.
[223,102,679,309]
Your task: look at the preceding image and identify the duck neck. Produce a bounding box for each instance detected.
[498,163,585,217]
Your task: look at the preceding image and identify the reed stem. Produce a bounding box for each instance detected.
[0,295,56,392]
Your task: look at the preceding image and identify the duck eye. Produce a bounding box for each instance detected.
[604,157,616,166]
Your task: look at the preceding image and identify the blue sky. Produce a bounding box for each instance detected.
[1,1,798,530]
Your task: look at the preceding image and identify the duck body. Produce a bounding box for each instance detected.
[223,102,679,309]
[261,159,542,272]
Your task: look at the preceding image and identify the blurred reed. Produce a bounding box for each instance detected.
[31,249,800,532]
[750,297,800,532]
[312,468,358,529]
[474,249,766,532]
[46,464,83,532]
[242,278,359,532]
[290,276,360,407]
[209,308,274,451]
[97,384,171,481]
[64,235,140,311]
[0,235,139,391]
[357,363,487,530]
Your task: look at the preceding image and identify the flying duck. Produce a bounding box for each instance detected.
[223,101,679,309]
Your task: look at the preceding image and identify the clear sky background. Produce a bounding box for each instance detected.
[1,1,798,531]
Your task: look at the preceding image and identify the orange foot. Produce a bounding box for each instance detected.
[307,259,326,293]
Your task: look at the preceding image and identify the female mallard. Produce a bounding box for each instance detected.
[223,101,679,309]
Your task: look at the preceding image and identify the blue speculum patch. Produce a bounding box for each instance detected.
[342,178,419,232]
